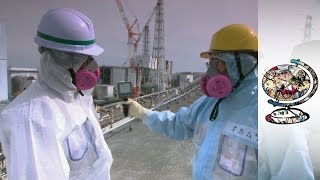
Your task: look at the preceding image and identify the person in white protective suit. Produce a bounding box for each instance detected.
[0,8,113,180]
[123,24,258,179]
[259,40,320,180]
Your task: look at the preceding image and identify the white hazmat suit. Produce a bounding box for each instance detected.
[0,50,113,180]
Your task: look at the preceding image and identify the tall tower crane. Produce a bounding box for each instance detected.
[115,0,142,96]
[303,15,312,42]
[148,0,166,91]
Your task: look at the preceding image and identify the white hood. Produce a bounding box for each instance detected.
[38,50,87,102]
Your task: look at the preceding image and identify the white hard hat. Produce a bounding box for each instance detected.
[34,8,104,56]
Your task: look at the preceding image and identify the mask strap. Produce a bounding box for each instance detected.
[232,52,245,90]
[68,68,84,96]
[209,98,225,121]
[236,52,245,80]
[210,52,258,121]
[232,52,258,90]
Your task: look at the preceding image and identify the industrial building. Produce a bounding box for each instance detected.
[8,67,38,99]
[171,72,203,87]
[100,65,127,86]
[99,61,173,96]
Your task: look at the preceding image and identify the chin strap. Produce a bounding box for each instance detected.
[68,68,84,96]
[210,52,258,121]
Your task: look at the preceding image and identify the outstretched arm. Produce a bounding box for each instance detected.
[124,96,206,140]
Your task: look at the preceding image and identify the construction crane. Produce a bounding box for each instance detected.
[148,0,166,91]
[142,4,158,56]
[115,0,142,96]
[115,0,161,96]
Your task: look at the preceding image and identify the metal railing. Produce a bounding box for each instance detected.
[97,80,200,134]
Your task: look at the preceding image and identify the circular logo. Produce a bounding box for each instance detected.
[262,59,318,124]
[262,64,310,102]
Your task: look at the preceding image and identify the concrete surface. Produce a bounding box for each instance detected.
[106,91,202,180]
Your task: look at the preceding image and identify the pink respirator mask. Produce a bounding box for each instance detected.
[200,74,233,98]
[200,57,233,98]
[74,59,101,91]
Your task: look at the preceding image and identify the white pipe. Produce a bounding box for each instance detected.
[0,23,8,101]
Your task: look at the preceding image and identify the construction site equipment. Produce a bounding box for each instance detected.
[115,0,161,96]
[115,0,168,95]
[115,0,141,96]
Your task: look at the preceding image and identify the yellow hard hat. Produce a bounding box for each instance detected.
[200,24,258,59]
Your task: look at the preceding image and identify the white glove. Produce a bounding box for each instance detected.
[122,99,152,120]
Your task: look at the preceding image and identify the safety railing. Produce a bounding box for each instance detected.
[97,80,200,134]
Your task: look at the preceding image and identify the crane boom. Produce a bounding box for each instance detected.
[114,0,142,96]
[142,4,158,55]
[144,4,158,28]
[115,0,130,30]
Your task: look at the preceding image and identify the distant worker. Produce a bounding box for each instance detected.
[123,24,258,179]
[0,8,113,179]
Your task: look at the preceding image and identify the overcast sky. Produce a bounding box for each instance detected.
[0,0,257,73]
[259,0,320,69]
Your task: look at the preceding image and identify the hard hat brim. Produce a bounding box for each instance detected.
[34,37,104,56]
[79,44,104,56]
